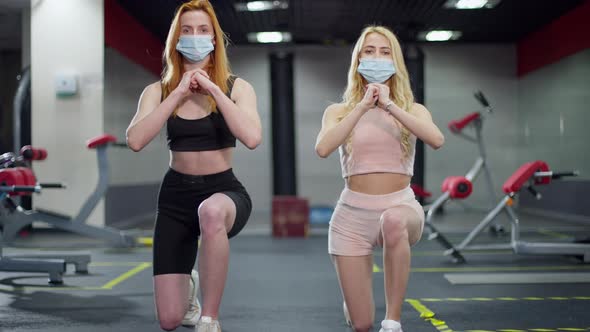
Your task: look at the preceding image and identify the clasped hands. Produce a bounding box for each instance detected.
[177,68,217,97]
[360,83,399,113]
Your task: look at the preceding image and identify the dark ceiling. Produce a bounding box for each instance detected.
[116,0,585,45]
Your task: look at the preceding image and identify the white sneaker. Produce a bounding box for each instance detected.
[196,316,221,332]
[181,270,201,326]
[379,319,402,332]
[343,302,352,326]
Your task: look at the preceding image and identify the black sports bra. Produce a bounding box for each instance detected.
[165,76,237,152]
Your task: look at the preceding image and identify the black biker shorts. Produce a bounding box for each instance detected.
[153,168,251,275]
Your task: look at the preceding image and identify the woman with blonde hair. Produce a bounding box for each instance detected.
[315,26,444,332]
[126,1,261,331]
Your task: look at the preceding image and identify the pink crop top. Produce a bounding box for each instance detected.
[339,108,416,178]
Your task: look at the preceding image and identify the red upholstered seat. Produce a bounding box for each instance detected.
[441,176,473,199]
[448,112,480,134]
[86,134,117,149]
[502,160,550,194]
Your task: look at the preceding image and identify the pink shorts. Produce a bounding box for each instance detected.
[328,186,425,256]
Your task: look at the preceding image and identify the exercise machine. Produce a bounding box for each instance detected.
[1,157,89,284]
[414,91,497,211]
[437,161,588,263]
[0,134,136,248]
[424,92,504,259]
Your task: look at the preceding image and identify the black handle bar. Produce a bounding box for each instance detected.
[39,183,67,189]
[0,185,40,193]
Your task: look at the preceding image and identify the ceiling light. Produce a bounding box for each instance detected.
[444,0,501,9]
[247,32,292,43]
[235,1,289,12]
[418,30,462,42]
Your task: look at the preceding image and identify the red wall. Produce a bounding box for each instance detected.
[518,0,590,77]
[104,0,164,77]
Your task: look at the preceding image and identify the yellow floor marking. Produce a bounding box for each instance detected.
[101,262,151,289]
[374,263,590,274]
[90,262,152,267]
[405,300,587,332]
[410,250,513,257]
[406,299,455,332]
[537,228,571,239]
[411,265,590,273]
[0,285,106,291]
[463,328,590,332]
[418,296,590,302]
[0,262,152,292]
[136,237,153,247]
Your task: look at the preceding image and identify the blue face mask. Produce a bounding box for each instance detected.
[176,35,214,63]
[357,58,396,83]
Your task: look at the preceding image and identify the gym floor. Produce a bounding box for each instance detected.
[1,211,589,332]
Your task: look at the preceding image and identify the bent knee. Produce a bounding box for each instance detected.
[158,312,183,331]
[198,202,227,222]
[352,320,373,332]
[381,212,409,245]
[198,203,228,235]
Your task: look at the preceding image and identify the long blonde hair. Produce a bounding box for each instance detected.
[161,0,231,114]
[342,26,414,157]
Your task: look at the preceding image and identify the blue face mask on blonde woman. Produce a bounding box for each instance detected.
[357,58,397,84]
[315,26,445,332]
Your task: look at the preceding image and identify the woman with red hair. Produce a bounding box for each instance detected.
[126,1,261,331]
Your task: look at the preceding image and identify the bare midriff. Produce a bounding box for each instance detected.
[346,172,411,195]
[170,147,233,175]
